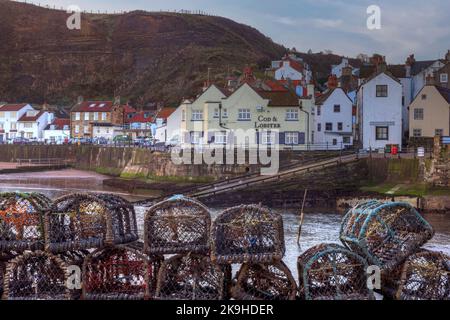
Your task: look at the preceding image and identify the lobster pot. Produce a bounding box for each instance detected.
[144,196,211,255]
[232,261,297,300]
[0,251,18,298]
[156,254,230,300]
[45,193,138,253]
[393,250,449,300]
[297,244,375,300]
[2,251,70,300]
[58,250,89,300]
[83,242,161,300]
[340,201,434,271]
[0,192,51,251]
[211,204,285,264]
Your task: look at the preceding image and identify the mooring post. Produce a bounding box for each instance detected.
[297,189,308,245]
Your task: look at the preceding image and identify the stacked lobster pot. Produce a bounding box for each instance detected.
[144,195,230,300]
[340,200,448,300]
[297,243,375,300]
[211,204,297,300]
[0,192,152,300]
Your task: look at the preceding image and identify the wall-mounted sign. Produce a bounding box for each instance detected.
[417,147,425,158]
[255,115,281,129]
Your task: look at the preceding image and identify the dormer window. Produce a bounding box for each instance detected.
[440,73,448,83]
[89,103,96,108]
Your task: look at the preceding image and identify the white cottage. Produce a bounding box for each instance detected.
[0,103,34,142]
[17,109,53,140]
[357,70,403,151]
[313,87,353,150]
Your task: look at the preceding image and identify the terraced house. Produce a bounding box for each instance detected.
[70,99,125,138]
[168,83,314,149]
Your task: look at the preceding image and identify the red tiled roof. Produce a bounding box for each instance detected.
[0,103,29,111]
[45,118,70,130]
[155,107,176,120]
[264,80,289,92]
[258,90,300,107]
[18,110,45,122]
[129,112,153,123]
[72,101,113,112]
[281,57,304,73]
[123,104,137,114]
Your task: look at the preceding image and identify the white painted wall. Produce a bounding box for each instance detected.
[43,129,70,144]
[358,72,403,150]
[0,104,34,140]
[314,88,353,150]
[17,111,53,139]
[274,61,303,81]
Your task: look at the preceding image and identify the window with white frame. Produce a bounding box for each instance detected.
[333,104,341,113]
[102,112,107,121]
[343,136,351,144]
[190,131,202,144]
[238,108,251,121]
[261,131,275,145]
[440,73,448,83]
[75,125,80,134]
[317,123,321,132]
[286,109,298,121]
[222,108,228,118]
[285,132,299,145]
[192,110,203,121]
[181,109,186,121]
[23,123,32,128]
[435,129,444,136]
[413,129,422,137]
[338,122,343,131]
[93,112,99,121]
[316,106,321,116]
[214,131,227,144]
[84,113,90,121]
[414,108,424,120]
[75,112,80,120]
[214,108,219,118]
[10,122,17,130]
[325,123,333,131]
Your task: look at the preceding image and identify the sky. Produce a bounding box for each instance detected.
[18,0,450,64]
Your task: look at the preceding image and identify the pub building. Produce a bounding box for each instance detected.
[167,83,314,149]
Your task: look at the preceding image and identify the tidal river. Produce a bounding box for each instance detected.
[0,168,449,275]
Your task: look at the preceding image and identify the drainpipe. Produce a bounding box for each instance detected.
[299,100,310,150]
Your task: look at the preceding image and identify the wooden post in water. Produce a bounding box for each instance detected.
[297,189,308,245]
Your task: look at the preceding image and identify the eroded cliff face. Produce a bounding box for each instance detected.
[0,1,285,105]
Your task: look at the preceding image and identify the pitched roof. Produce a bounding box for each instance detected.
[72,101,113,112]
[18,110,45,122]
[258,90,299,107]
[436,86,450,104]
[128,111,153,123]
[0,103,29,112]
[155,107,176,120]
[45,118,70,130]
[361,70,401,86]
[123,104,137,114]
[388,64,407,78]
[411,60,436,76]
[315,89,335,105]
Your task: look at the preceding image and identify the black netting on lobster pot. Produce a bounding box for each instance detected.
[0,192,51,251]
[58,250,89,300]
[211,204,285,264]
[297,243,375,300]
[82,242,162,300]
[394,250,449,300]
[2,251,70,300]
[144,196,211,255]
[340,201,434,271]
[45,193,138,253]
[155,254,230,300]
[1,251,18,298]
[232,260,297,300]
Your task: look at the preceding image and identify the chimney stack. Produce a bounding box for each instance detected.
[445,50,450,62]
[426,73,436,85]
[114,96,121,106]
[327,75,338,89]
[405,54,415,78]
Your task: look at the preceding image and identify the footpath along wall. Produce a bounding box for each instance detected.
[0,145,262,181]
